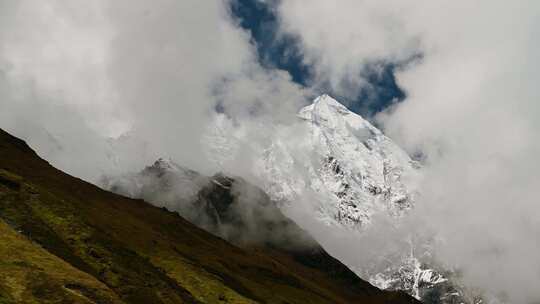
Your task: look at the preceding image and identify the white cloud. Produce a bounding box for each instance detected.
[277,0,540,301]
[0,0,307,181]
[277,0,420,99]
[2,1,540,301]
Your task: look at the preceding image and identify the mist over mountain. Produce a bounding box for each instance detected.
[101,158,316,250]
[0,128,424,303]
[202,95,489,303]
[101,95,487,303]
[1,1,540,303]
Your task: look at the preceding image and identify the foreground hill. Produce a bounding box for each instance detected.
[0,128,419,304]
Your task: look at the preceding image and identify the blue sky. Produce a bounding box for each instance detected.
[229,0,405,118]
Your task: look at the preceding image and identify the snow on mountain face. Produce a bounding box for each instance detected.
[258,94,419,228]
[203,94,481,303]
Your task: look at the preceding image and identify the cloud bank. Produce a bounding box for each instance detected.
[276,0,540,302]
[0,0,308,181]
[2,1,540,302]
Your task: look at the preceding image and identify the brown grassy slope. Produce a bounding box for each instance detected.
[0,128,420,304]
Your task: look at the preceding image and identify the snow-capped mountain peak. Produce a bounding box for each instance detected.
[299,94,350,118]
[299,94,380,135]
[203,95,468,302]
[206,94,418,227]
[286,95,417,227]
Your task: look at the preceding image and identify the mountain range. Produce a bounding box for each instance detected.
[0,128,419,303]
[101,95,481,303]
[200,95,480,303]
[0,94,486,303]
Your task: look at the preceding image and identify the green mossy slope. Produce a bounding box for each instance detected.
[0,218,123,304]
[0,129,419,304]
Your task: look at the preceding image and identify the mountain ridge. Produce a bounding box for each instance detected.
[0,128,420,304]
[204,94,477,303]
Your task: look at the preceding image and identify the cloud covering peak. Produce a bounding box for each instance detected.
[275,1,540,301]
[0,0,309,181]
[1,1,540,302]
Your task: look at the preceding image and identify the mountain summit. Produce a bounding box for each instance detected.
[204,95,474,302]
[298,94,378,133]
[256,94,418,227]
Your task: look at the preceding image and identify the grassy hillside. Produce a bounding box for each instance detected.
[0,129,419,304]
